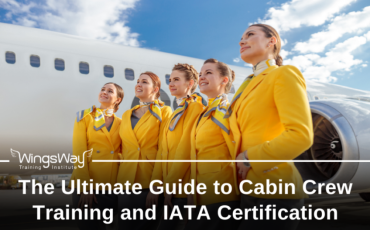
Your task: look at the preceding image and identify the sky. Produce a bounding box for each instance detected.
[1,0,370,91]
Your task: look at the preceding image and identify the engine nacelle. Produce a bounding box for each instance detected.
[296,99,370,193]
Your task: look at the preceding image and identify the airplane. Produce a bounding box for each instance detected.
[1,22,370,202]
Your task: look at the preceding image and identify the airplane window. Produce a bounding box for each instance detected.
[125,68,135,81]
[5,52,16,64]
[229,84,236,94]
[79,62,89,74]
[165,74,170,85]
[55,59,65,71]
[104,65,114,78]
[30,55,40,67]
[160,89,171,106]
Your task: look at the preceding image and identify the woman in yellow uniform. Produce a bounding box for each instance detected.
[185,59,240,230]
[228,24,313,230]
[70,82,124,230]
[149,63,205,230]
[117,72,172,230]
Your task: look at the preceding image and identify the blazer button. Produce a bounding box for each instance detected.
[111,151,114,154]
[138,148,140,151]
[97,150,100,153]
[232,141,235,143]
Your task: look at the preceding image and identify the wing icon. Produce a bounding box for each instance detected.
[10,148,20,158]
[84,149,93,158]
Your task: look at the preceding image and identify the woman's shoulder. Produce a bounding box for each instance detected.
[161,105,173,113]
[188,100,206,112]
[268,65,305,82]
[75,107,95,123]
[113,114,122,122]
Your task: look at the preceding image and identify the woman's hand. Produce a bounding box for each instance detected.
[164,193,174,209]
[146,186,160,209]
[236,151,251,183]
[78,193,98,209]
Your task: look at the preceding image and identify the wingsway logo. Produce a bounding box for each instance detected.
[10,148,93,170]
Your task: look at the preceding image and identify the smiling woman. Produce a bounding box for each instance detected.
[117,71,172,230]
[69,82,124,230]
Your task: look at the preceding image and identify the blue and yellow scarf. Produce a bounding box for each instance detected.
[76,105,114,131]
[203,94,230,134]
[132,99,165,122]
[169,93,205,131]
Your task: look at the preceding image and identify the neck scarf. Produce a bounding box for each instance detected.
[224,59,276,118]
[76,106,114,131]
[169,93,205,131]
[139,101,154,107]
[203,94,230,134]
[253,59,276,76]
[133,99,165,122]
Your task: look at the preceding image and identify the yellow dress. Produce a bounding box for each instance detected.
[228,65,313,199]
[151,98,204,198]
[70,111,121,191]
[190,97,239,205]
[117,105,172,189]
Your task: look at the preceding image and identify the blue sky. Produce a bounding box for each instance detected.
[1,0,370,91]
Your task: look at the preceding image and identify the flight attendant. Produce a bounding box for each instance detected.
[227,24,313,230]
[117,71,172,230]
[70,82,124,230]
[185,59,240,230]
[148,63,205,230]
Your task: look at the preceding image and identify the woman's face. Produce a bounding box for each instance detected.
[239,26,274,65]
[98,84,119,108]
[135,74,157,101]
[169,70,192,98]
[199,63,227,98]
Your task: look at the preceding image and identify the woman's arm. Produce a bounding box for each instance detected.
[164,103,203,185]
[72,118,91,183]
[247,65,314,175]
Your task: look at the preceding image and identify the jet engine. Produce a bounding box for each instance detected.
[296,99,370,201]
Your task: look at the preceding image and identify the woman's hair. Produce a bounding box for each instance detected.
[104,82,124,112]
[140,71,161,99]
[203,58,235,94]
[249,23,283,66]
[172,63,199,93]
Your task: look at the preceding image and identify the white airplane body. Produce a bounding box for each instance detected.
[1,23,370,200]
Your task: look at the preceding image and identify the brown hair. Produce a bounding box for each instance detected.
[203,58,235,94]
[249,24,283,66]
[172,63,199,93]
[104,82,124,112]
[140,71,161,99]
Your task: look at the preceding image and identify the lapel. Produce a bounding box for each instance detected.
[195,109,209,135]
[162,116,171,160]
[101,114,118,148]
[123,109,139,148]
[233,65,278,114]
[133,109,151,134]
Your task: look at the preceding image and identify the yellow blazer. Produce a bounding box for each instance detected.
[151,101,204,198]
[69,113,121,190]
[117,106,172,189]
[190,107,239,205]
[229,65,313,199]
